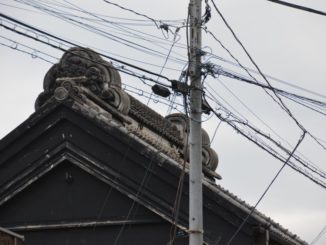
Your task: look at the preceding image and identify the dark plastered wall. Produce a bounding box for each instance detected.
[0,161,187,245]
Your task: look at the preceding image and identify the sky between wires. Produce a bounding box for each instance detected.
[0,0,325,244]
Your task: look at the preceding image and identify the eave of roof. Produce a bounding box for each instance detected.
[0,226,24,240]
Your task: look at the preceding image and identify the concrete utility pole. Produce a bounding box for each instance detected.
[188,0,203,244]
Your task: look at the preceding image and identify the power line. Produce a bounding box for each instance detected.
[310,225,326,245]
[0,23,168,88]
[16,0,187,65]
[0,41,55,64]
[204,61,326,178]
[208,77,326,173]
[282,93,326,117]
[204,66,326,116]
[126,95,183,233]
[169,117,189,245]
[0,34,185,113]
[123,84,184,111]
[203,29,326,101]
[204,50,326,100]
[147,29,181,105]
[0,2,43,14]
[203,28,260,90]
[14,0,191,78]
[1,45,169,111]
[204,87,326,180]
[112,96,184,245]
[0,13,176,85]
[204,27,297,124]
[209,0,302,127]
[267,0,326,17]
[210,118,223,144]
[205,82,248,121]
[227,131,306,244]
[103,0,180,31]
[0,35,58,64]
[26,0,187,48]
[8,2,184,71]
[93,137,134,231]
[58,0,187,52]
[209,0,326,152]
[203,94,326,187]
[38,0,184,24]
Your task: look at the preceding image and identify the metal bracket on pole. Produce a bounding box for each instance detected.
[188,229,204,234]
[171,80,190,95]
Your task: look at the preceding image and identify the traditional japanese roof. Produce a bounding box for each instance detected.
[0,47,307,245]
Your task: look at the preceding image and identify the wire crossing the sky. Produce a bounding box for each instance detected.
[0,12,175,85]
[227,131,306,245]
[209,0,326,152]
[267,0,326,17]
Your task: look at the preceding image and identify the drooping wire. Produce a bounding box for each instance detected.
[21,0,187,49]
[204,75,326,175]
[5,2,184,71]
[209,118,223,144]
[14,0,188,65]
[0,31,187,114]
[0,2,43,14]
[205,89,326,180]
[310,225,326,245]
[56,0,187,55]
[103,0,181,31]
[203,65,326,116]
[226,131,306,245]
[112,95,185,245]
[10,0,188,59]
[124,84,184,111]
[203,94,326,187]
[0,35,58,64]
[0,27,181,110]
[0,14,175,86]
[93,136,134,231]
[208,1,326,151]
[122,96,182,237]
[202,32,326,100]
[147,28,181,105]
[267,0,326,17]
[44,0,184,24]
[168,103,189,245]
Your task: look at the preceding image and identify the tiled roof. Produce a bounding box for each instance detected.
[32,47,307,245]
[128,95,183,147]
[205,183,307,245]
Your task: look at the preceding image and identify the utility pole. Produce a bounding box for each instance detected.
[188,0,203,244]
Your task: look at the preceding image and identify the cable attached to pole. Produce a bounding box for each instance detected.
[226,131,306,244]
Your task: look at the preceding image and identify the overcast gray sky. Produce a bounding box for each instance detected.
[0,0,325,244]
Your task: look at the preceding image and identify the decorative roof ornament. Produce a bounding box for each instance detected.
[165,113,219,173]
[35,47,129,114]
